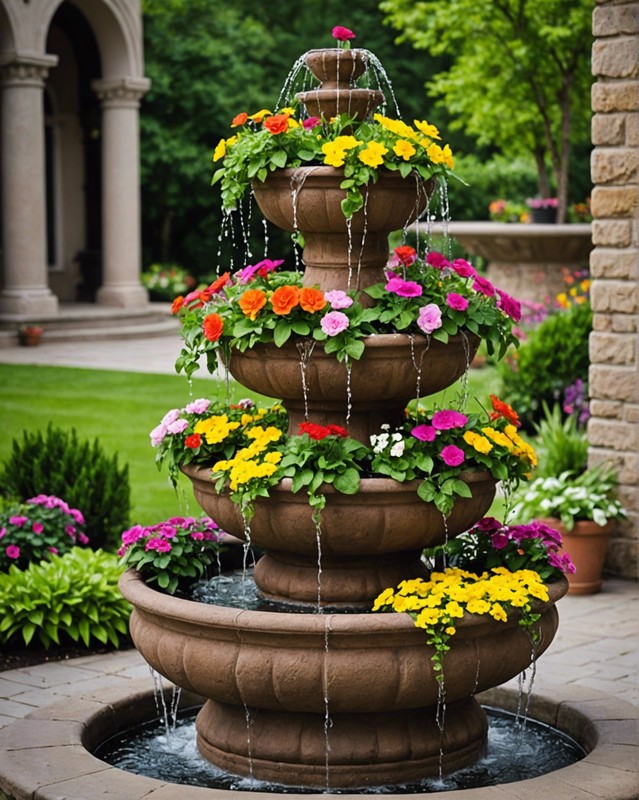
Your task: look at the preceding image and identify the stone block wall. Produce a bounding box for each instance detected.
[589,0,639,578]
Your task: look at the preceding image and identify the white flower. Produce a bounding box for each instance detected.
[390,440,405,458]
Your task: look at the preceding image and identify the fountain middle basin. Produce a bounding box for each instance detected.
[119,571,566,788]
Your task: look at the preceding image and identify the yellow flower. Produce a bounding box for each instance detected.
[333,135,362,150]
[212,139,226,162]
[249,108,272,122]
[358,141,388,168]
[373,113,417,140]
[415,608,443,628]
[264,451,283,464]
[490,603,507,622]
[393,139,417,160]
[280,107,295,117]
[463,430,493,454]
[444,626,457,636]
[322,142,347,167]
[413,119,441,140]
[287,117,300,129]
[481,426,512,449]
[372,587,395,610]
[194,415,241,444]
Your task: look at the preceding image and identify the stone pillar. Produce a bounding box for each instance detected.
[0,53,59,316]
[589,0,639,579]
[92,77,150,308]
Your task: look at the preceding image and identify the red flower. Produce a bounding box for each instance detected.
[203,313,224,341]
[299,422,331,440]
[185,434,201,450]
[231,112,248,127]
[171,296,184,315]
[488,395,521,427]
[263,114,289,135]
[332,26,356,41]
[205,271,231,295]
[394,245,417,266]
[326,424,349,438]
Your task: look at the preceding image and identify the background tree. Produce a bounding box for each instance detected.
[380,0,593,222]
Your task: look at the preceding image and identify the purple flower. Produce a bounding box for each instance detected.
[451,259,477,279]
[320,311,349,336]
[185,398,211,414]
[411,424,437,442]
[417,304,442,334]
[431,409,468,430]
[472,517,502,533]
[190,531,205,540]
[167,418,189,435]
[5,544,20,560]
[496,290,522,322]
[32,522,44,534]
[385,276,423,297]
[490,531,511,549]
[446,292,469,311]
[325,290,353,309]
[549,552,576,574]
[472,276,496,297]
[9,515,28,527]
[439,445,465,467]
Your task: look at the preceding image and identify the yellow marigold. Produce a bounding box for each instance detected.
[393,139,417,160]
[463,430,493,454]
[413,119,441,140]
[358,141,389,168]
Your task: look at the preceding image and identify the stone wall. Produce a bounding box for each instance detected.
[589,0,639,578]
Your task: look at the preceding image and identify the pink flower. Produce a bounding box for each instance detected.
[472,275,496,297]
[303,117,322,130]
[446,292,469,311]
[385,276,423,297]
[9,515,28,527]
[145,538,172,553]
[451,259,477,279]
[432,409,468,429]
[411,424,437,442]
[6,544,20,560]
[497,290,522,323]
[425,252,451,269]
[190,531,205,540]
[150,424,168,447]
[48,546,58,554]
[32,522,44,534]
[65,525,76,537]
[70,509,85,525]
[332,25,355,41]
[439,445,465,467]
[320,310,349,336]
[324,290,353,309]
[161,408,181,426]
[185,398,211,414]
[0,527,5,540]
[121,525,146,546]
[417,304,442,334]
[491,531,511,549]
[237,258,284,283]
[167,418,189,435]
[78,533,89,545]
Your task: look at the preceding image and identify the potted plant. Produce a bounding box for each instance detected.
[17,323,44,346]
[526,197,558,224]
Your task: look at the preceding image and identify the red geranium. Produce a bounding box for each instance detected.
[184,434,201,450]
[299,422,348,440]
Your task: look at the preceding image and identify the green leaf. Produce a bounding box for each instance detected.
[333,468,361,495]
[273,322,292,347]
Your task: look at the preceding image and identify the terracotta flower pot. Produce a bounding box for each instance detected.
[545,517,615,595]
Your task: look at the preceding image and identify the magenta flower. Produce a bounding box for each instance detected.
[185,398,211,414]
[65,525,76,537]
[332,25,355,41]
[70,508,85,525]
[190,531,205,540]
[446,292,469,311]
[411,424,437,442]
[32,522,44,534]
[9,515,28,527]
[78,533,89,545]
[325,290,353,309]
[121,525,146,546]
[6,544,20,560]
[490,531,511,549]
[439,445,465,467]
[238,258,284,283]
[417,304,442,334]
[49,546,58,554]
[451,258,477,279]
[302,117,322,130]
[425,252,451,269]
[496,289,522,322]
[385,276,423,297]
[0,527,5,540]
[472,275,496,297]
[145,538,172,553]
[432,409,468,430]
[320,310,349,336]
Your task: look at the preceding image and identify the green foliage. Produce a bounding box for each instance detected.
[533,403,588,477]
[0,548,130,649]
[0,424,130,551]
[498,302,592,430]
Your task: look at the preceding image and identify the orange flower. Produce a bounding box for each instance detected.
[205,271,231,295]
[202,313,224,342]
[171,296,184,315]
[270,285,300,315]
[239,288,267,320]
[231,112,248,127]
[263,114,289,135]
[299,287,326,313]
[488,395,521,427]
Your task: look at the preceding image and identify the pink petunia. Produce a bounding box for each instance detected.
[451,258,478,279]
[385,276,423,297]
[446,292,469,311]
[411,424,437,442]
[425,252,451,269]
[320,311,349,336]
[78,533,89,546]
[65,525,76,538]
[145,538,172,553]
[432,409,468,430]
[70,509,85,525]
[185,398,211,415]
[496,289,522,323]
[6,544,20,560]
[48,546,58,554]
[472,275,496,297]
[439,445,465,467]
[324,290,353,309]
[416,304,442,334]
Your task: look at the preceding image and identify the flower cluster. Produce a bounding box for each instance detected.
[370,396,536,515]
[118,516,225,594]
[172,246,521,379]
[150,397,287,486]
[488,199,529,223]
[429,517,575,582]
[373,566,550,680]
[141,263,197,301]
[0,495,88,572]
[526,197,558,210]
[212,104,455,218]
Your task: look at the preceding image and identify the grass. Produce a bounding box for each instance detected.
[0,361,501,542]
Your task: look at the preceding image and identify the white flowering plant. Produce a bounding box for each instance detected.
[171,246,521,379]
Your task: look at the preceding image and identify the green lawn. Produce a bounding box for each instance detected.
[0,361,501,538]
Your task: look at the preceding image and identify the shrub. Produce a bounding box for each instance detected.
[0,548,130,649]
[533,403,589,478]
[0,424,130,551]
[498,302,592,430]
[0,494,88,572]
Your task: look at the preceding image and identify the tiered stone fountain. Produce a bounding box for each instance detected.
[120,46,565,790]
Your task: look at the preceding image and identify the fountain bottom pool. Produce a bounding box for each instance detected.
[94,704,584,793]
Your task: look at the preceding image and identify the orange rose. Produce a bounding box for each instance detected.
[299,287,327,313]
[203,313,224,342]
[239,288,267,320]
[171,296,184,315]
[263,114,289,135]
[231,112,248,127]
[270,285,300,315]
